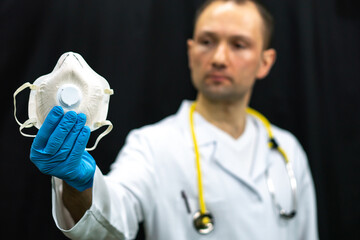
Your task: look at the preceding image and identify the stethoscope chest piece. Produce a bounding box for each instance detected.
[193,211,214,234]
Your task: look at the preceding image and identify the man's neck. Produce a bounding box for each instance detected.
[195,94,249,139]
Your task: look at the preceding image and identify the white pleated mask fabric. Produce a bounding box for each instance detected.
[14,52,114,151]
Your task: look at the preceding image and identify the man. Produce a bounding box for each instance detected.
[30,0,318,239]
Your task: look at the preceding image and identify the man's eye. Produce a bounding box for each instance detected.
[233,42,246,49]
[200,39,211,46]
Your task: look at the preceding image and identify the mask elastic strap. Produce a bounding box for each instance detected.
[13,82,38,137]
[85,120,113,151]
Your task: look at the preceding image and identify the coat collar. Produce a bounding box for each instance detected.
[175,100,217,146]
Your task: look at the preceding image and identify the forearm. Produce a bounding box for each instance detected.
[62,181,93,223]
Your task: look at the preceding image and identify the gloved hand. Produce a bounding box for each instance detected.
[30,106,96,192]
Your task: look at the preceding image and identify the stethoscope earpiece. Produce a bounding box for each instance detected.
[193,211,214,234]
[280,210,296,219]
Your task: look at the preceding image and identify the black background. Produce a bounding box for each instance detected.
[1,0,359,239]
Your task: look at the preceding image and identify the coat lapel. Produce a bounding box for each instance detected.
[249,118,272,182]
[212,117,271,201]
[212,140,263,200]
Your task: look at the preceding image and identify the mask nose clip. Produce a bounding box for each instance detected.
[59,53,83,68]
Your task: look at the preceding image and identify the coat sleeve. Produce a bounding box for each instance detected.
[52,129,158,240]
[294,143,319,240]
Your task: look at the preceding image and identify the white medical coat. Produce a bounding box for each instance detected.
[52,100,318,240]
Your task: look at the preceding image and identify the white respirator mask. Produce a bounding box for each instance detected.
[13,52,114,151]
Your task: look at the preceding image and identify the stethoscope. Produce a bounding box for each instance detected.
[189,102,297,235]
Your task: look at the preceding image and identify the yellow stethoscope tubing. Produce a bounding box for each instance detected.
[189,102,294,219]
[245,107,290,164]
[189,103,207,215]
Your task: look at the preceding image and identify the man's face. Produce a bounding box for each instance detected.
[188,1,276,103]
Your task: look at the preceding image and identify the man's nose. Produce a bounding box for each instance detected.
[211,43,228,69]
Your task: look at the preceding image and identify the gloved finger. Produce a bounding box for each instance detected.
[61,113,87,151]
[32,106,64,150]
[44,111,77,154]
[68,126,91,161]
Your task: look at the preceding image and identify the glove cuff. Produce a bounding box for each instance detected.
[65,175,94,192]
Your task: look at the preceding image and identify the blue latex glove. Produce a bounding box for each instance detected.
[30,106,96,192]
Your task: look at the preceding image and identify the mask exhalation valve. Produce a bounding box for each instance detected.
[57,84,82,109]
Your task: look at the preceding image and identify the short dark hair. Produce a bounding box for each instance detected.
[194,0,274,49]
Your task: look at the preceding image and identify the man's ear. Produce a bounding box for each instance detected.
[187,39,194,69]
[256,48,277,79]
[187,39,194,50]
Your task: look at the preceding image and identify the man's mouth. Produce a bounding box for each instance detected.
[205,73,232,83]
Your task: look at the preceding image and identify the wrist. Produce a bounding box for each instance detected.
[62,180,93,223]
[64,174,94,192]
